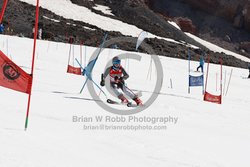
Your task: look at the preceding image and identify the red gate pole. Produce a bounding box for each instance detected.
[25,0,40,130]
[0,0,8,23]
[220,58,223,104]
[204,55,210,93]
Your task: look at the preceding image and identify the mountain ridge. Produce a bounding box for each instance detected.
[0,0,249,69]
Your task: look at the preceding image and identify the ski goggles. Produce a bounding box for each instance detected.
[113,60,121,65]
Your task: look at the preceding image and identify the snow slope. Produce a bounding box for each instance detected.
[0,34,250,167]
[186,32,250,62]
[93,4,115,16]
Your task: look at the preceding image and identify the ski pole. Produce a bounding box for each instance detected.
[225,69,233,96]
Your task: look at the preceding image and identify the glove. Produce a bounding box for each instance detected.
[114,76,124,81]
[100,73,105,86]
[82,69,86,76]
[100,80,105,87]
[119,77,124,82]
[114,76,124,85]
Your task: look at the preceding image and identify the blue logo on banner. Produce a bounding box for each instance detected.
[189,75,203,87]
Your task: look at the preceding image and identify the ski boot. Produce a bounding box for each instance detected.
[133,97,143,106]
[118,94,129,104]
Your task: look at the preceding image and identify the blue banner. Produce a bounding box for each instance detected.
[189,75,204,87]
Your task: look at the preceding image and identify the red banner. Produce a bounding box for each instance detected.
[204,91,222,104]
[0,0,8,23]
[67,65,81,75]
[0,50,32,94]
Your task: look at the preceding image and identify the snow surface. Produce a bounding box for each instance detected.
[0,34,250,167]
[186,32,250,62]
[66,22,76,27]
[43,16,60,23]
[83,26,96,31]
[93,4,115,16]
[168,21,181,30]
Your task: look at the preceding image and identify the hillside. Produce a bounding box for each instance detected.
[0,0,249,69]
[148,0,250,59]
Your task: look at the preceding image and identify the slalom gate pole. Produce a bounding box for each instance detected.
[84,45,87,67]
[67,39,72,66]
[73,45,75,66]
[220,59,223,103]
[225,68,233,96]
[80,78,88,93]
[25,0,39,130]
[204,55,210,93]
[188,49,191,93]
[79,33,108,93]
[223,70,227,96]
[0,0,8,23]
[202,72,204,95]
[216,72,218,92]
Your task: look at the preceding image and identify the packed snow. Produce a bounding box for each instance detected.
[42,16,60,23]
[0,34,250,167]
[83,26,96,31]
[93,4,115,16]
[186,32,250,62]
[168,21,181,30]
[66,22,76,27]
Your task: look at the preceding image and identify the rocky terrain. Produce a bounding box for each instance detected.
[0,0,249,68]
[148,0,250,57]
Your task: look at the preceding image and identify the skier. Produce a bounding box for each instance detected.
[100,56,142,106]
[197,55,204,72]
[0,23,4,34]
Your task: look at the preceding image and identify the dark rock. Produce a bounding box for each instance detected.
[233,15,244,28]
[240,41,250,53]
[174,17,196,34]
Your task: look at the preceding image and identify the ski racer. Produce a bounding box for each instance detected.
[100,56,142,106]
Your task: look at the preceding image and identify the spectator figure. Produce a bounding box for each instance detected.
[38,28,42,39]
[0,23,4,34]
[31,27,35,38]
[197,55,205,73]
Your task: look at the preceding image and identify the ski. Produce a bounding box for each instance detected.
[107,99,130,105]
[127,102,141,107]
[107,99,132,107]
[107,99,142,107]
